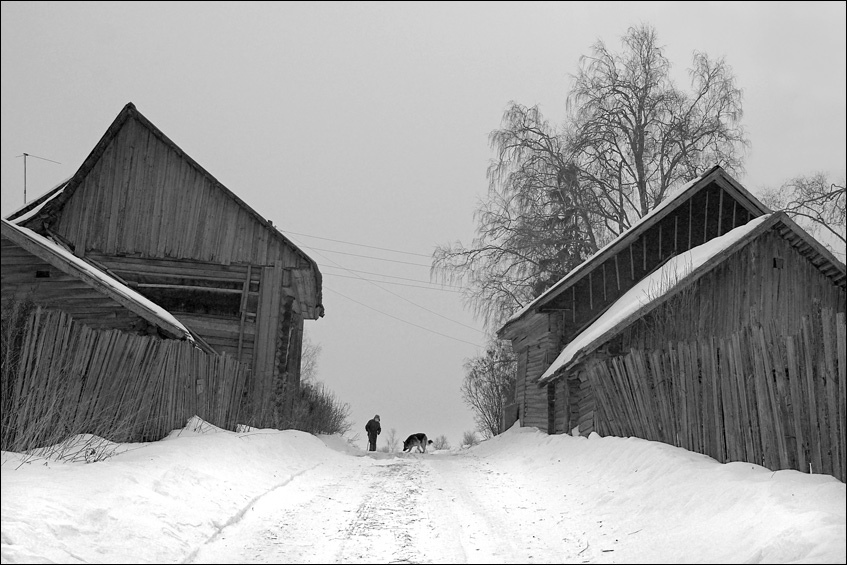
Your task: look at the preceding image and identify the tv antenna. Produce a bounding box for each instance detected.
[16,152,61,204]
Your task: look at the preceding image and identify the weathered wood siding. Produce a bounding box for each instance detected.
[540,179,758,346]
[52,117,304,270]
[509,313,561,432]
[554,230,845,443]
[585,309,846,482]
[613,231,846,350]
[2,307,251,450]
[2,237,149,334]
[84,253,266,361]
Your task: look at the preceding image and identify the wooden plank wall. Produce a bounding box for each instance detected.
[88,253,261,363]
[548,182,755,345]
[239,263,285,425]
[54,118,302,271]
[47,116,320,319]
[619,232,845,350]
[585,308,846,482]
[515,313,561,432]
[2,307,252,450]
[2,239,151,334]
[513,349,528,425]
[523,342,551,430]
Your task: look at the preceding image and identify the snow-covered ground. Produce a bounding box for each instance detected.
[2,417,844,564]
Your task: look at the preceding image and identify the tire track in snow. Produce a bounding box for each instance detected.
[185,450,587,564]
[185,454,439,564]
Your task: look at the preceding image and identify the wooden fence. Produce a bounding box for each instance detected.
[587,308,846,482]
[2,306,251,450]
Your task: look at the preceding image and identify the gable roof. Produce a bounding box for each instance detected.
[536,211,846,385]
[6,102,323,316]
[1,218,193,341]
[498,166,770,338]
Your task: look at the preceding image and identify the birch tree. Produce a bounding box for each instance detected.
[433,23,748,329]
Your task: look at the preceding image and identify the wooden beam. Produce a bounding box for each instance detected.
[602,262,607,301]
[572,286,576,323]
[630,244,635,280]
[688,199,693,250]
[615,254,620,291]
[674,215,678,252]
[589,273,593,311]
[128,283,244,294]
[237,264,252,363]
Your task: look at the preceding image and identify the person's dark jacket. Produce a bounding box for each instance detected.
[365,419,381,438]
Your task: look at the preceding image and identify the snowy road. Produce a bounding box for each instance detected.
[4,425,844,564]
[186,450,595,564]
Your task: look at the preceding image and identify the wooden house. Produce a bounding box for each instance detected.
[6,102,324,426]
[497,166,847,479]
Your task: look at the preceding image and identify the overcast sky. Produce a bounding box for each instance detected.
[2,1,845,447]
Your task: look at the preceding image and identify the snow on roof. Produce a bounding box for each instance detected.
[503,173,706,327]
[2,219,193,341]
[537,214,772,385]
[5,179,71,224]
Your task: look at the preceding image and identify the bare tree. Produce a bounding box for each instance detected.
[761,172,846,258]
[462,430,480,448]
[433,104,601,330]
[378,428,400,453]
[432,435,450,450]
[433,24,748,329]
[285,330,352,436]
[460,340,517,439]
[568,23,748,233]
[300,331,322,383]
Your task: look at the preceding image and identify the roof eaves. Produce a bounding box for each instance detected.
[497,166,768,337]
[535,212,781,386]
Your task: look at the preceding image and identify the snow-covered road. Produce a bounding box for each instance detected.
[187,450,594,564]
[3,423,844,564]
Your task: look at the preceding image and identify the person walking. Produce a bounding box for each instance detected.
[365,415,381,452]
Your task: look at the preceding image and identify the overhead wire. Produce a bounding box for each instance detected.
[323,286,480,347]
[304,247,432,267]
[283,230,432,257]
[323,272,465,292]
[321,265,465,288]
[287,234,485,336]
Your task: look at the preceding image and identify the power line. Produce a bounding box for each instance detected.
[323,286,480,347]
[322,265,466,288]
[304,246,432,267]
[283,230,433,258]
[324,272,464,292]
[288,235,484,335]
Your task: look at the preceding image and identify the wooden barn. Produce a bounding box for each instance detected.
[2,218,252,447]
[497,166,847,480]
[6,102,324,427]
